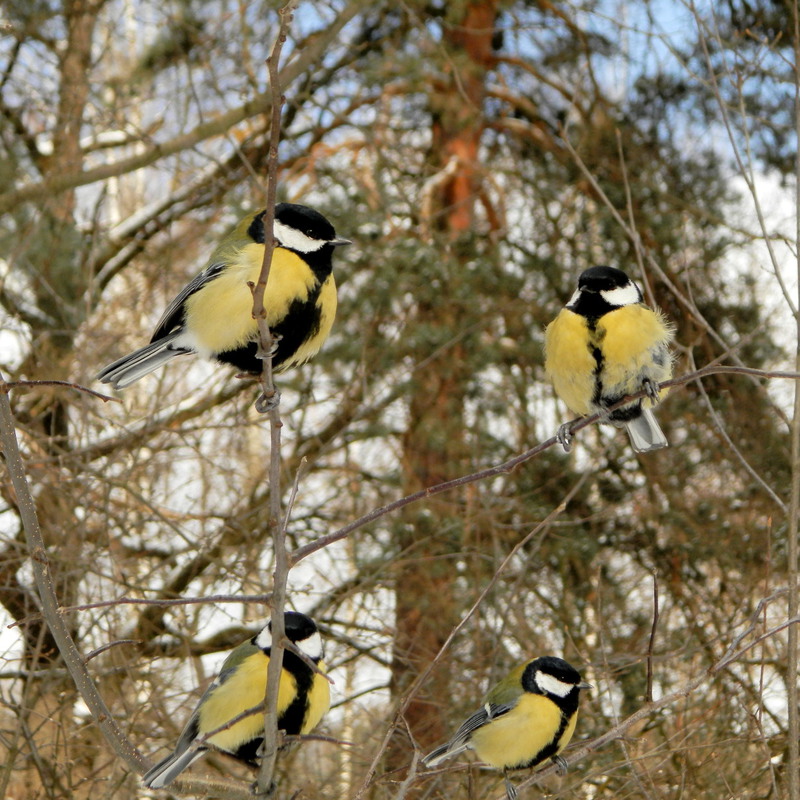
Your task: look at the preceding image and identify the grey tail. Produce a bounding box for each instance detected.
[96,334,188,389]
[422,742,468,769]
[625,407,668,453]
[142,747,205,789]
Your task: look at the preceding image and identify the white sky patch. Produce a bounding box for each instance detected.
[725,172,798,416]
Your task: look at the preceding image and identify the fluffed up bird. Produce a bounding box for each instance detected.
[422,656,590,800]
[97,203,351,389]
[142,610,330,790]
[544,265,675,453]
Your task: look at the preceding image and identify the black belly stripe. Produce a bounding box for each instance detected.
[276,650,315,735]
[517,709,570,769]
[214,282,325,374]
[585,317,606,409]
[227,651,317,766]
[590,343,604,408]
[231,737,262,766]
[586,316,643,422]
[515,689,580,770]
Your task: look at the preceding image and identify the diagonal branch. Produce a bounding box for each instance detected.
[0,377,146,772]
[292,364,800,564]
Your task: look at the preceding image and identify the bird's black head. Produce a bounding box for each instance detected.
[522,656,590,699]
[568,265,642,315]
[247,203,350,255]
[254,611,323,661]
[577,265,631,293]
[283,610,319,643]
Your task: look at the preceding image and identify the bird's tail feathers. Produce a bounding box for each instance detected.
[142,747,205,789]
[422,742,469,769]
[625,407,668,453]
[97,334,187,389]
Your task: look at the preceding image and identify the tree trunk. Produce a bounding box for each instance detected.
[388,0,499,780]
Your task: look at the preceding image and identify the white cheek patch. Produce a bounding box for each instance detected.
[298,631,323,661]
[600,282,642,307]
[255,625,273,650]
[566,288,582,308]
[536,671,574,698]
[273,220,327,253]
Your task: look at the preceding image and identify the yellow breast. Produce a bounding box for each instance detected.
[544,309,596,417]
[198,652,277,750]
[596,305,673,402]
[470,694,575,770]
[196,652,330,752]
[184,244,320,354]
[302,662,332,734]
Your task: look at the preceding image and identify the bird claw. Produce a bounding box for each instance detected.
[504,774,518,800]
[255,390,281,414]
[249,779,276,797]
[552,754,569,776]
[643,377,660,404]
[255,333,282,361]
[556,423,573,453]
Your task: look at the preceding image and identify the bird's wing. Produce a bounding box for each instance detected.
[149,262,226,342]
[461,702,513,735]
[171,643,258,740]
[423,701,516,767]
[446,701,515,748]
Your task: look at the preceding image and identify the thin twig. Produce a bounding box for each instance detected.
[8,593,274,627]
[645,570,659,704]
[690,355,786,511]
[84,639,140,662]
[789,4,800,797]
[252,3,298,796]
[0,379,119,403]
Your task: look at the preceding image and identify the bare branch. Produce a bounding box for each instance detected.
[788,3,800,796]
[0,376,146,772]
[292,364,800,564]
[251,3,298,795]
[1,379,119,403]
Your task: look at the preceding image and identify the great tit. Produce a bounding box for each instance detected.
[97,204,351,389]
[544,265,674,453]
[142,610,330,789]
[422,656,590,800]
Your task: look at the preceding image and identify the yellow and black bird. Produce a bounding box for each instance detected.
[422,656,590,800]
[544,265,674,453]
[142,611,330,790]
[97,204,350,389]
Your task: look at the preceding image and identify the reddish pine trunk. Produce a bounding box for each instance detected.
[388,0,499,782]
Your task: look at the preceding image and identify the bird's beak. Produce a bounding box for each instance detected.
[578,681,593,690]
[331,237,352,247]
